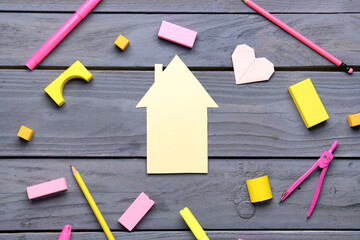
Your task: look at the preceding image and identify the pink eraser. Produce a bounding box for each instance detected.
[26,178,68,199]
[118,192,155,231]
[158,21,197,48]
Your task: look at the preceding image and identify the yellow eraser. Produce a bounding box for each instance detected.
[347,113,360,127]
[17,125,34,141]
[288,78,329,128]
[246,175,273,203]
[44,60,92,107]
[114,35,130,51]
[180,207,209,240]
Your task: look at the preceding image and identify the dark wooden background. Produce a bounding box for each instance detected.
[0,0,359,239]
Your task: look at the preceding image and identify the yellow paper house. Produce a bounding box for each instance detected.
[137,55,218,174]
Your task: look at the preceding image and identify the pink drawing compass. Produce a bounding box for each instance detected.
[279,141,338,220]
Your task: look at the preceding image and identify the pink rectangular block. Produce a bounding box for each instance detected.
[26,178,68,199]
[118,192,155,231]
[158,21,197,48]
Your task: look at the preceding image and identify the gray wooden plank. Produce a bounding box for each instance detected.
[0,231,359,240]
[0,70,359,157]
[1,13,359,68]
[0,0,359,13]
[0,158,359,231]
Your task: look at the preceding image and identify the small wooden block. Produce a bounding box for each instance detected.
[17,125,34,141]
[246,175,273,203]
[118,192,154,231]
[158,21,197,48]
[347,113,360,127]
[26,178,68,199]
[288,78,329,128]
[114,35,130,51]
[44,60,92,107]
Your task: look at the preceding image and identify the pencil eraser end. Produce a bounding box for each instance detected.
[26,58,38,70]
[26,178,68,199]
[118,192,155,231]
[348,68,353,74]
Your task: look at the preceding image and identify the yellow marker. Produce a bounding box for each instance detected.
[17,125,34,141]
[45,60,92,107]
[137,56,218,174]
[288,78,329,128]
[114,35,130,51]
[246,175,273,203]
[71,166,115,240]
[180,207,209,240]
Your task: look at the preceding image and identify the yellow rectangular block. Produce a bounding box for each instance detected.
[347,113,360,127]
[114,35,129,51]
[288,78,329,128]
[17,125,34,141]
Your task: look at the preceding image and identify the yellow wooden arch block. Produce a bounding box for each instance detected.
[44,60,92,106]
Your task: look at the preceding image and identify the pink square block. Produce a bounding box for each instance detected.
[118,192,155,231]
[26,178,68,199]
[158,21,197,48]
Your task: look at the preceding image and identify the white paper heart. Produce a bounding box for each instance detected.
[232,44,274,85]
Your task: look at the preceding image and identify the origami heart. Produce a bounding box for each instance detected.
[232,44,274,85]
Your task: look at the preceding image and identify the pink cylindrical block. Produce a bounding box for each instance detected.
[26,0,101,70]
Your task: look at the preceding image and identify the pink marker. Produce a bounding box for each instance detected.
[243,0,353,74]
[118,192,155,231]
[26,178,68,199]
[26,0,102,70]
[158,21,198,48]
[58,225,71,240]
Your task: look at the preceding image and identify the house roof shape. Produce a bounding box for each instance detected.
[136,55,218,108]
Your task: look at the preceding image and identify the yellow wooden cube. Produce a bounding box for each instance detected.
[114,35,129,51]
[17,125,34,141]
[347,113,360,127]
[288,78,329,128]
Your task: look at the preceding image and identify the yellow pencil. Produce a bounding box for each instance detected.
[71,166,115,240]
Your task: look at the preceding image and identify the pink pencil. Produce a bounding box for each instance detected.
[26,0,102,70]
[243,0,353,74]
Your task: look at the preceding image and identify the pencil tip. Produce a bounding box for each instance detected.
[306,217,309,222]
[279,199,282,204]
[71,166,77,174]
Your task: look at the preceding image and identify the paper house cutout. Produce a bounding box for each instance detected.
[137,55,218,174]
[232,44,274,85]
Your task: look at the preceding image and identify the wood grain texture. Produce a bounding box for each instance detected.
[0,158,359,231]
[0,231,359,240]
[1,70,359,157]
[0,0,360,13]
[1,13,359,68]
